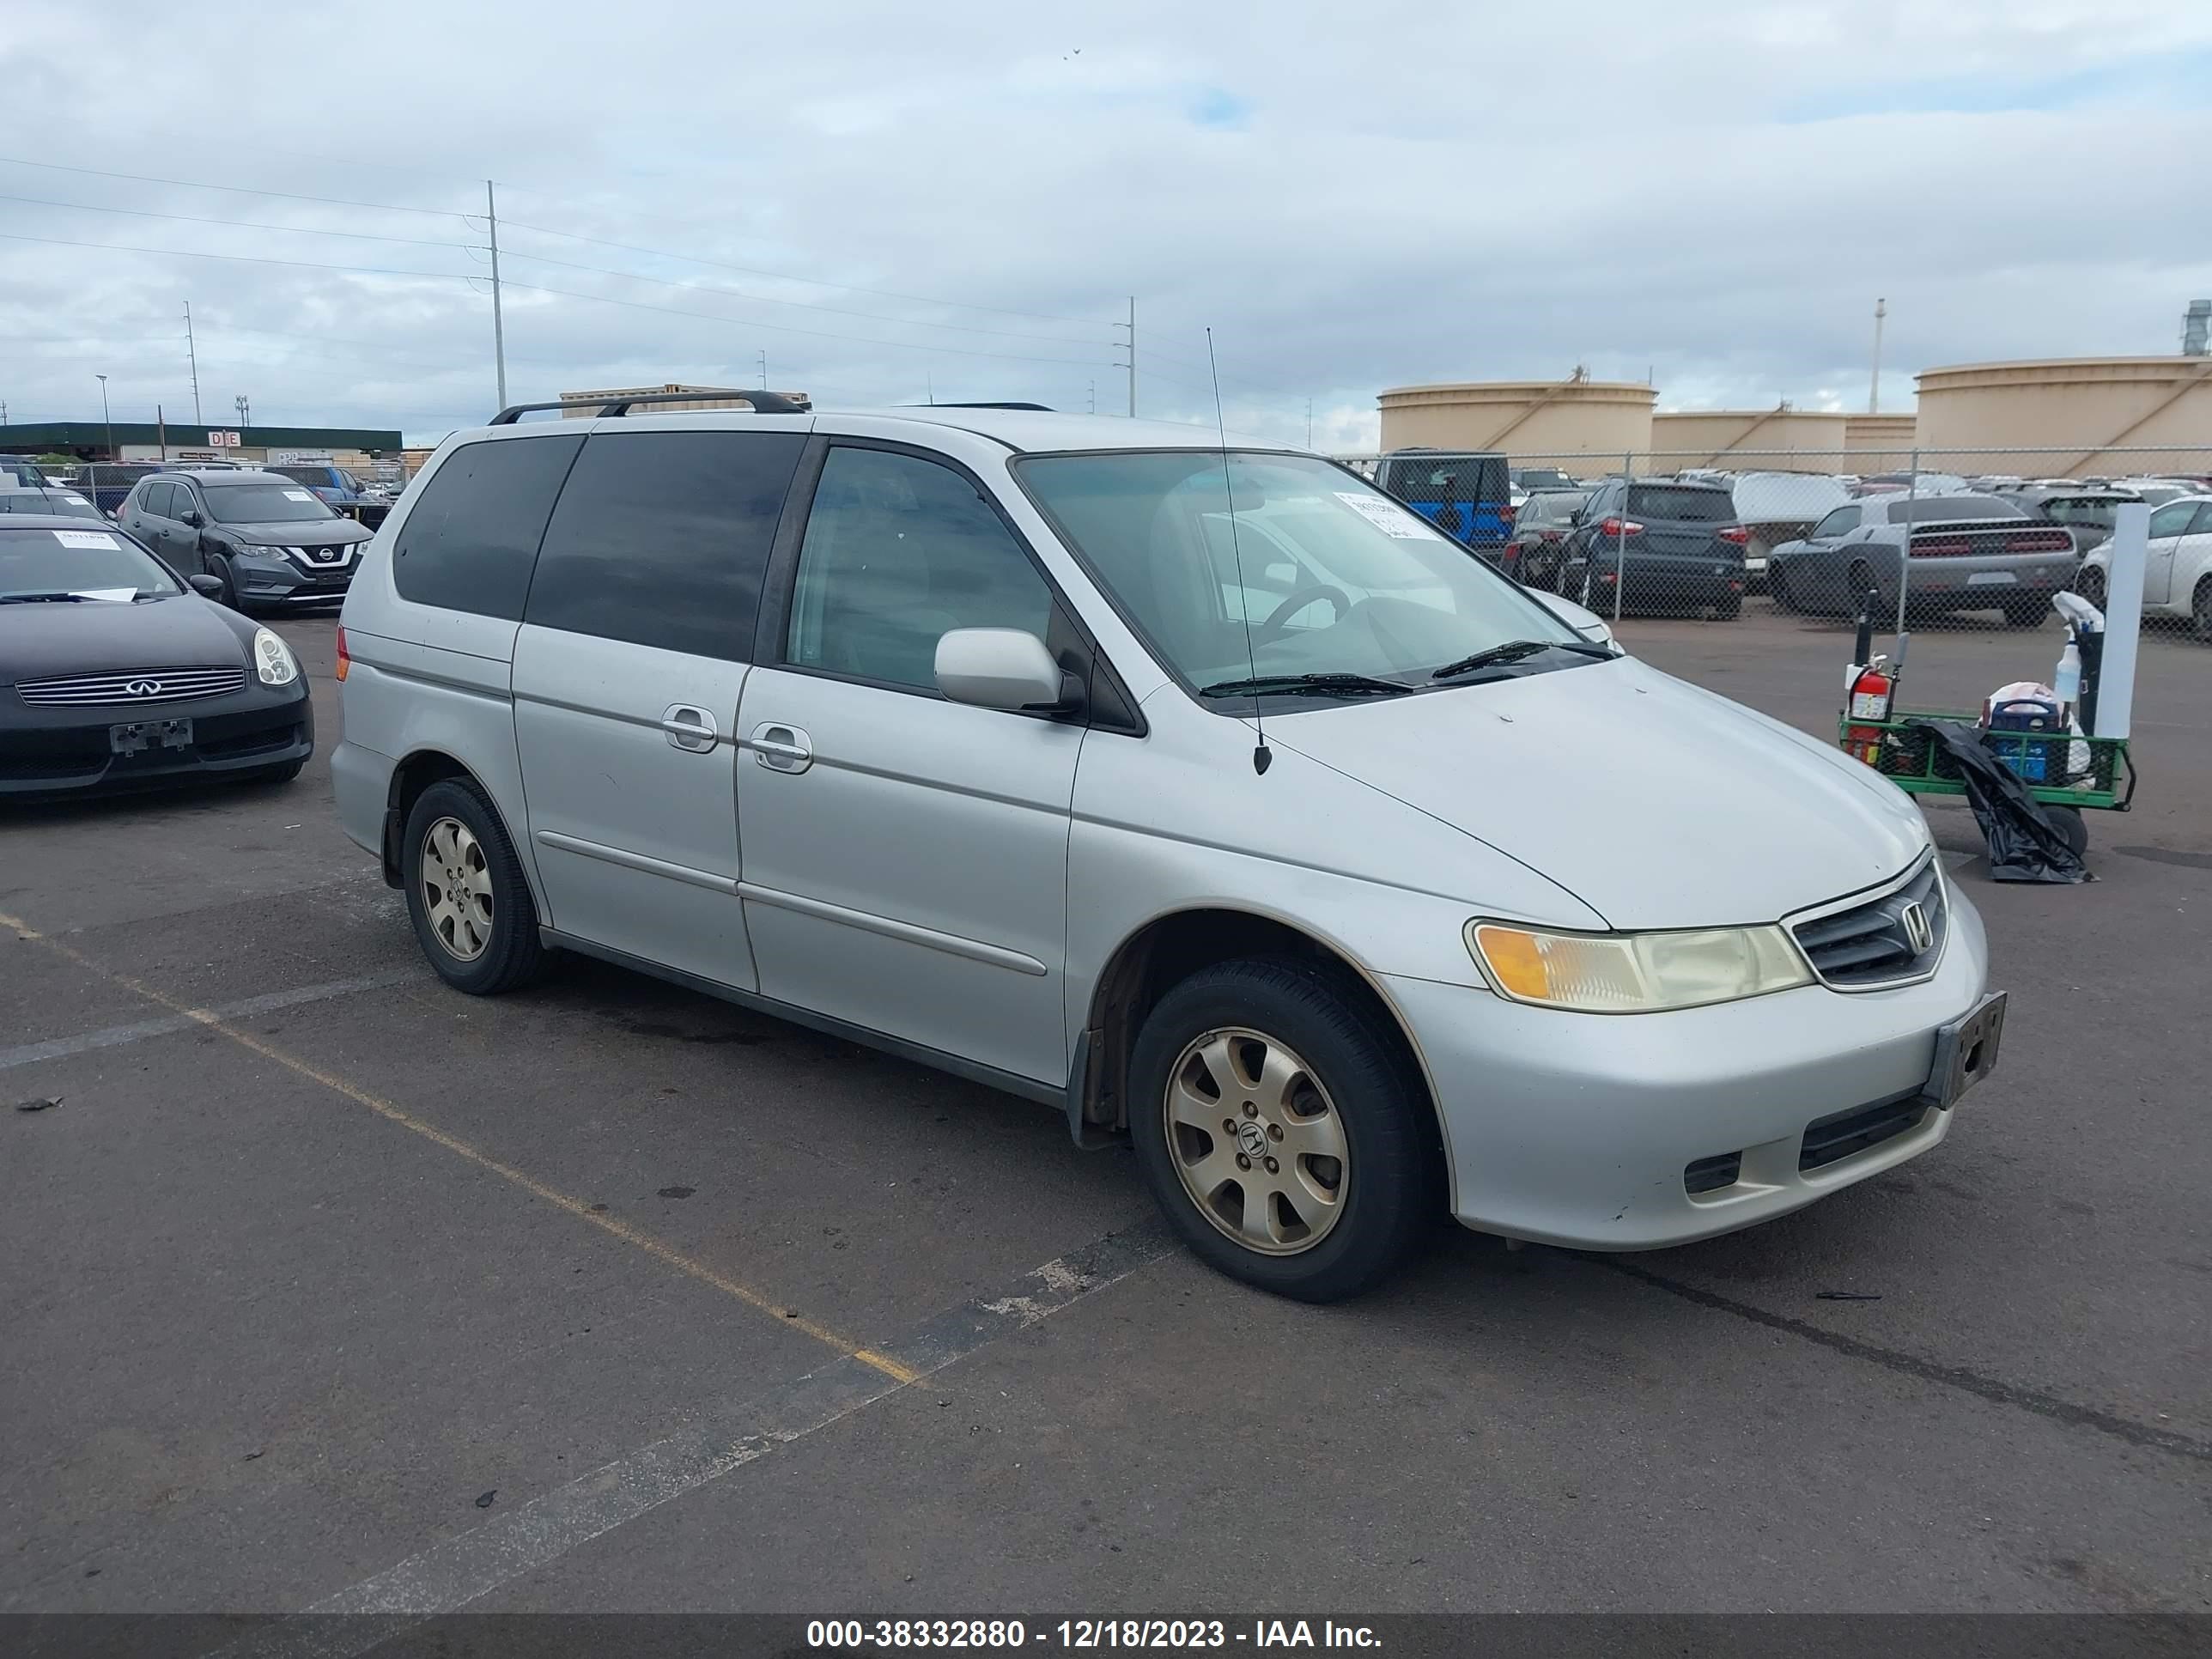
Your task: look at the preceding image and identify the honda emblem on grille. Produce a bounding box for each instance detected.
[1899,901,1933,954]
[125,679,162,697]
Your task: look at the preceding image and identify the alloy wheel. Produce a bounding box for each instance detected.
[421,816,494,962]
[1163,1027,1348,1255]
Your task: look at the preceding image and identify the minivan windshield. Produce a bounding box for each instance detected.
[1015,451,1589,696]
[202,483,341,524]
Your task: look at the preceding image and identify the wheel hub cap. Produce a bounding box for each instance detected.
[1164,1026,1348,1257]
[421,817,493,963]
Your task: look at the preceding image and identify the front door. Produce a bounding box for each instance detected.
[511,428,805,992]
[734,442,1082,1086]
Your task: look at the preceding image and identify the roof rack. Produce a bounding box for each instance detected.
[908,401,1055,411]
[489,389,810,424]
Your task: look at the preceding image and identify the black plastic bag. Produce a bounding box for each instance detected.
[1905,720,2090,883]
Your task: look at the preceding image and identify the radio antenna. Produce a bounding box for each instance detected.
[1207,328,1270,776]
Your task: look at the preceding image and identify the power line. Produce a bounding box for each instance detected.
[0,191,480,252]
[0,229,471,283]
[0,155,471,221]
[494,216,1108,327]
[493,246,1107,344]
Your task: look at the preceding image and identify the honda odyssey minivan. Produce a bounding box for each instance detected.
[332,399,2002,1300]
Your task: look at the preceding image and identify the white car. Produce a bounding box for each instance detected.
[2075,495,2212,639]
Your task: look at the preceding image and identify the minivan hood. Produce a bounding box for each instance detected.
[220,520,370,548]
[0,593,250,684]
[1266,657,1929,930]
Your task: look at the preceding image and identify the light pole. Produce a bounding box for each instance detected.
[95,374,112,461]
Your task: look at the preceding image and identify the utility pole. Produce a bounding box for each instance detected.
[486,180,508,410]
[235,393,250,433]
[1869,297,1887,413]
[757,349,768,389]
[95,374,112,460]
[184,301,203,422]
[1087,380,1095,414]
[1305,398,1314,448]
[1113,296,1135,416]
[158,403,167,461]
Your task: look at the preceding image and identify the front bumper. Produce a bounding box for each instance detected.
[234,550,361,608]
[0,683,313,799]
[1382,880,1991,1250]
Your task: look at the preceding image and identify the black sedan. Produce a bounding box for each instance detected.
[0,516,313,800]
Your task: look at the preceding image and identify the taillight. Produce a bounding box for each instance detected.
[335,623,349,682]
[1499,506,1516,526]
[1915,536,1972,557]
[1717,525,1750,545]
[2006,530,2072,554]
[1598,517,1645,537]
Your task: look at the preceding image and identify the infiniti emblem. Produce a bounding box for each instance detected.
[1899,900,1933,955]
[125,679,162,697]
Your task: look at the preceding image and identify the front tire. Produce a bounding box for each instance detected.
[2193,577,2212,644]
[213,554,243,612]
[1127,958,1436,1302]
[2075,564,2106,614]
[402,778,546,994]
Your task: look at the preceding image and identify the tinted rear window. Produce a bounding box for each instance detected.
[524,430,804,660]
[393,435,584,619]
[1892,495,2024,524]
[1379,454,1509,501]
[1626,486,1735,522]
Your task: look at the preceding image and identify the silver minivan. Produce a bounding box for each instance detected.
[333,401,2002,1300]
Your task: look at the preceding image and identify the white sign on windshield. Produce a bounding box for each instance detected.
[53,529,119,550]
[282,489,316,502]
[1334,491,1430,538]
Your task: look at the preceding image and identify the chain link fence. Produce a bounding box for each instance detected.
[1356,445,2212,647]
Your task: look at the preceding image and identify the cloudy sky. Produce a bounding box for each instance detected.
[3,1,2208,450]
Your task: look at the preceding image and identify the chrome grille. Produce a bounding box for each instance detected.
[1790,857,1947,990]
[15,665,247,707]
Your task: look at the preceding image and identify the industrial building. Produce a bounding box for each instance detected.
[554,383,812,416]
[1376,374,1655,459]
[0,420,402,469]
[1648,408,1851,471]
[1912,356,2212,475]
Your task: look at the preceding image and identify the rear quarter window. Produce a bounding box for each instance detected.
[392,435,583,619]
[524,430,804,660]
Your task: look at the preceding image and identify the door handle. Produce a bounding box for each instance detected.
[660,704,720,753]
[746,721,813,774]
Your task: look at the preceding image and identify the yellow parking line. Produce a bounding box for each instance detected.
[0,910,921,1386]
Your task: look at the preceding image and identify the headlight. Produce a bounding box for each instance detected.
[1467,921,1810,1013]
[252,627,299,686]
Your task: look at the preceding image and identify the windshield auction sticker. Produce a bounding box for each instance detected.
[1334,491,1430,538]
[52,530,120,550]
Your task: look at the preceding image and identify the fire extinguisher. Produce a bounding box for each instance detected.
[1844,583,1893,766]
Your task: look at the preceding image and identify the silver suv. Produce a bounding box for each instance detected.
[333,400,2001,1300]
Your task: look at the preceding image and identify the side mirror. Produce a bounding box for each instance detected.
[182,510,204,528]
[935,628,1080,714]
[187,574,225,598]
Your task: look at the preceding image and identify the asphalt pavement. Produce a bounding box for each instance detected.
[3,606,2206,1627]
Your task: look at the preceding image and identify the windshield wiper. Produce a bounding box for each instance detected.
[1429,639,1613,682]
[1199,672,1416,699]
[0,591,95,605]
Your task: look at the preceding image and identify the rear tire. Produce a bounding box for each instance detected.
[1769,565,1794,612]
[1711,595,1741,621]
[1127,957,1436,1302]
[2045,805,2090,859]
[402,777,547,995]
[2193,577,2212,644]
